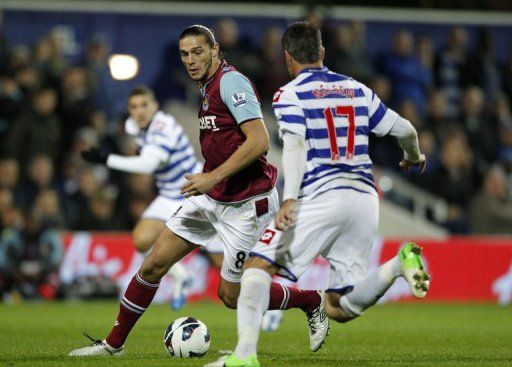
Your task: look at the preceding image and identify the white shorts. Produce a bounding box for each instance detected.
[166,189,279,282]
[251,189,378,293]
[142,195,223,253]
[141,195,181,222]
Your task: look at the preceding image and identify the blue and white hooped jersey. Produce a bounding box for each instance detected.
[125,111,202,200]
[273,67,399,200]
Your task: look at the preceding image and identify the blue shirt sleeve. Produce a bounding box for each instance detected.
[220,71,263,124]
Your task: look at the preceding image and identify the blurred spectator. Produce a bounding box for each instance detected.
[378,30,432,116]
[5,87,61,168]
[32,189,65,228]
[15,65,43,97]
[461,86,499,167]
[425,130,476,232]
[0,157,19,191]
[503,46,512,108]
[325,22,373,83]
[18,154,58,209]
[58,66,94,153]
[253,26,288,108]
[74,186,124,231]
[0,188,13,214]
[0,74,23,143]
[470,165,512,234]
[463,28,501,101]
[5,45,30,75]
[368,75,392,104]
[0,211,62,300]
[65,166,104,228]
[434,26,468,119]
[214,18,257,80]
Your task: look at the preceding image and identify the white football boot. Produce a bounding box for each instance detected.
[261,309,284,332]
[68,333,124,356]
[305,290,329,352]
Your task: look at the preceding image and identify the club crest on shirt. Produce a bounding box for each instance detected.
[231,92,247,107]
[202,94,209,111]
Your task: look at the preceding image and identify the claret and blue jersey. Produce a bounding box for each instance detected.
[273,66,399,200]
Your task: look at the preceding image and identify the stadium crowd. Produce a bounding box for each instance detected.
[1,10,512,299]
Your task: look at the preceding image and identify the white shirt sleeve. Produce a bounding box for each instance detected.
[281,131,308,201]
[272,87,307,139]
[106,145,164,174]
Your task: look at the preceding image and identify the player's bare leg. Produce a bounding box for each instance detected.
[69,227,199,356]
[207,252,224,269]
[213,257,327,367]
[133,218,191,310]
[325,242,430,323]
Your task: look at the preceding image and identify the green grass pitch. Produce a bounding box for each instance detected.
[0,301,511,366]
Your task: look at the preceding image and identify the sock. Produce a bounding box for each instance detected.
[167,261,188,280]
[234,269,271,359]
[340,256,401,317]
[268,282,320,312]
[105,272,159,348]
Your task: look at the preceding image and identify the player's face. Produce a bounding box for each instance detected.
[128,95,158,127]
[179,36,218,82]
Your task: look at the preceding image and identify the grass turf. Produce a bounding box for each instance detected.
[0,301,511,366]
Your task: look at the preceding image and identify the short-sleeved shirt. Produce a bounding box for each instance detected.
[125,111,201,200]
[198,61,277,203]
[272,66,399,200]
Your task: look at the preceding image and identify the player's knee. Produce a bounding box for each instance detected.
[217,288,237,309]
[140,254,169,283]
[133,227,153,253]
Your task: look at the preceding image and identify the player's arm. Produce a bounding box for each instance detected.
[81,146,164,174]
[273,87,308,230]
[389,117,426,173]
[181,72,269,197]
[276,131,307,231]
[365,85,426,173]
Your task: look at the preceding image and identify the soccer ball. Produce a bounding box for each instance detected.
[163,316,210,357]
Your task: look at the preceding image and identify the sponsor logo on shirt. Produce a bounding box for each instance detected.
[312,84,354,99]
[231,92,248,107]
[199,115,219,131]
[259,229,277,245]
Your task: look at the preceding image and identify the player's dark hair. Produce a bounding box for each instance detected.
[179,24,216,48]
[282,21,323,64]
[129,86,156,101]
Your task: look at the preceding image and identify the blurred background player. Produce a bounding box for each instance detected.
[220,22,430,367]
[69,24,323,357]
[80,86,214,309]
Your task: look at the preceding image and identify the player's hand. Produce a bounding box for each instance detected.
[81,148,108,165]
[275,199,297,231]
[181,172,220,197]
[399,154,426,174]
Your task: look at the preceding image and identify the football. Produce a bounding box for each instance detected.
[163,316,211,357]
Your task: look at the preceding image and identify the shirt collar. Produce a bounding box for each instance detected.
[298,66,328,75]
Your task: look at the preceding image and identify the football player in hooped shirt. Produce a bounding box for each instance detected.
[69,24,328,357]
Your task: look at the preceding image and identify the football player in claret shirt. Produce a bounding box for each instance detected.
[80,86,225,310]
[69,24,328,357]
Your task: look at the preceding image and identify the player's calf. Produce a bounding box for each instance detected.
[325,292,355,323]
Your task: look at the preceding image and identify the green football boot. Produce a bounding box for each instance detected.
[223,353,260,367]
[399,242,430,298]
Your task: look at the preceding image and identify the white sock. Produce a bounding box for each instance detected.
[234,268,271,359]
[167,261,188,280]
[340,256,401,317]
